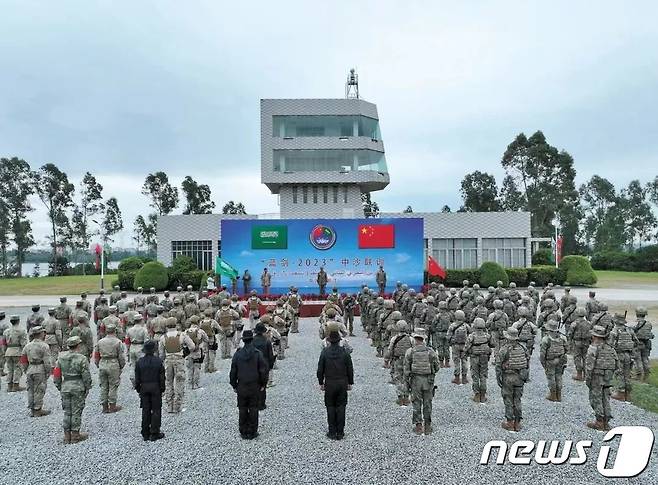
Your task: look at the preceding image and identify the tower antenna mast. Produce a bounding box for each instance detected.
[345,68,359,99]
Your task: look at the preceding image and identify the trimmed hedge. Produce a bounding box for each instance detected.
[171,255,197,273]
[560,255,597,286]
[133,262,169,291]
[527,265,566,287]
[591,246,658,272]
[479,262,509,287]
[118,256,146,272]
[506,268,529,286]
[167,269,206,291]
[531,249,553,266]
[117,270,137,290]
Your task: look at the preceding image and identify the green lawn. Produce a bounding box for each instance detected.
[595,270,658,289]
[0,275,106,296]
[630,360,658,414]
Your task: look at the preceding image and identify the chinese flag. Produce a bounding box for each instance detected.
[428,256,447,279]
[358,224,395,249]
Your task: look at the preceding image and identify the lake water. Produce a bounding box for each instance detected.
[21,261,119,277]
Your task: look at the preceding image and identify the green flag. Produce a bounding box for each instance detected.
[215,256,238,279]
[251,224,288,249]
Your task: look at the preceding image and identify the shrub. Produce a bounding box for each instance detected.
[117,270,137,290]
[531,249,553,266]
[505,268,529,286]
[590,251,637,271]
[635,245,658,272]
[560,255,597,286]
[110,278,119,288]
[171,255,197,273]
[425,269,480,287]
[527,265,567,287]
[167,270,205,291]
[133,262,169,291]
[479,262,509,287]
[118,256,145,272]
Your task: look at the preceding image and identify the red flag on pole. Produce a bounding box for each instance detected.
[428,256,447,279]
[556,235,564,265]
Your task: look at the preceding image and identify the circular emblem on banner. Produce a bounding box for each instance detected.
[309,224,337,250]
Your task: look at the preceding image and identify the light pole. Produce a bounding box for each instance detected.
[91,219,105,290]
[552,215,560,268]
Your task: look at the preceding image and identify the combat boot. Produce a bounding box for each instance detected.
[33,408,51,417]
[602,418,611,431]
[414,423,423,435]
[7,383,15,393]
[444,358,451,368]
[472,393,480,403]
[611,390,625,401]
[462,376,469,385]
[587,418,605,431]
[108,403,122,413]
[403,397,411,406]
[102,403,109,414]
[501,420,515,432]
[479,392,487,403]
[572,370,584,381]
[546,390,557,402]
[451,376,461,385]
[70,431,88,443]
[424,423,432,435]
[63,431,71,444]
[396,396,404,406]
[555,389,562,402]
[15,384,26,392]
[514,420,522,431]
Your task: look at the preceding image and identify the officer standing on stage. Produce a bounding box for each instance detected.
[135,340,166,441]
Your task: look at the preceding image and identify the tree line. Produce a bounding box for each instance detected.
[0,159,246,277]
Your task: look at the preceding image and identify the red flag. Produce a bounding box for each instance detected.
[556,235,564,264]
[358,224,395,249]
[428,256,446,279]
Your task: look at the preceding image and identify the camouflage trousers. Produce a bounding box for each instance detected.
[218,333,232,359]
[614,351,633,393]
[49,344,61,363]
[543,358,566,392]
[5,356,22,385]
[99,363,122,405]
[634,342,652,376]
[572,341,589,374]
[344,312,354,335]
[205,343,217,373]
[490,331,501,358]
[392,358,408,400]
[61,390,87,432]
[0,349,4,375]
[26,372,48,410]
[588,371,613,420]
[129,345,144,385]
[187,357,202,389]
[501,371,524,421]
[451,344,468,379]
[432,333,449,362]
[248,310,259,326]
[410,374,434,425]
[469,354,489,394]
[165,356,186,412]
[291,312,300,333]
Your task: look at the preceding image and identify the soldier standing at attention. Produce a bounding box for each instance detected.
[53,336,93,444]
[20,326,53,416]
[496,327,529,432]
[242,269,252,295]
[110,285,121,306]
[289,287,303,334]
[55,296,72,341]
[317,331,354,440]
[26,305,44,333]
[403,328,440,435]
[585,291,600,321]
[585,325,619,431]
[260,268,271,296]
[631,306,654,382]
[230,329,268,440]
[3,315,27,392]
[317,267,328,296]
[511,307,538,357]
[43,307,63,362]
[0,312,8,377]
[135,340,166,441]
[199,308,221,373]
[464,318,494,403]
[216,300,239,359]
[432,301,452,367]
[159,318,195,413]
[375,265,386,295]
[185,316,208,389]
[389,320,413,406]
[609,312,639,402]
[539,321,568,402]
[69,315,94,362]
[568,308,591,381]
[126,314,149,380]
[94,324,126,414]
[447,310,470,385]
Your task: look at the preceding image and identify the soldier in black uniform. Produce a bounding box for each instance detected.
[230,330,269,439]
[134,340,166,441]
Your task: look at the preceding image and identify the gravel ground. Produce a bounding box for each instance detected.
[1,314,656,484]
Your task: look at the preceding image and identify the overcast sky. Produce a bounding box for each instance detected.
[1,1,657,248]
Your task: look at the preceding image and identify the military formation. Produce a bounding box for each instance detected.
[357,280,655,434]
[0,284,302,443]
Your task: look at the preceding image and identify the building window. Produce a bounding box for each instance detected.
[343,186,348,203]
[292,186,298,204]
[312,186,318,203]
[333,186,338,203]
[172,240,213,271]
[482,238,526,268]
[322,186,328,203]
[431,238,477,270]
[272,115,380,139]
[302,186,308,203]
[273,149,387,174]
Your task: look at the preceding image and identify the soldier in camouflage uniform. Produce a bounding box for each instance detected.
[80,292,92,317]
[560,294,578,347]
[484,286,496,311]
[288,288,303,333]
[402,289,416,322]
[511,307,538,356]
[585,325,618,431]
[537,298,560,337]
[149,287,160,305]
[631,307,654,382]
[486,299,509,357]
[0,312,7,376]
[183,294,200,321]
[419,295,437,347]
[381,309,403,369]
[526,283,539,307]
[403,328,440,435]
[559,287,571,312]
[116,291,130,314]
[94,324,126,413]
[20,326,53,416]
[431,300,452,367]
[341,293,356,336]
[69,315,93,362]
[459,290,475,319]
[134,287,147,314]
[519,295,536,320]
[410,293,427,328]
[568,308,591,381]
[435,283,448,303]
[199,308,221,373]
[159,318,195,413]
[508,282,520,305]
[95,297,111,338]
[110,285,121,306]
[591,303,613,334]
[54,336,93,443]
[122,301,140,332]
[171,298,187,330]
[3,315,27,391]
[144,296,159,327]
[464,318,494,403]
[43,307,63,361]
[160,290,173,313]
[126,314,149,372]
[197,290,212,314]
[501,292,516,323]
[609,312,639,402]
[216,300,240,359]
[54,296,73,341]
[447,310,471,385]
[229,294,246,347]
[26,305,44,333]
[539,321,568,402]
[585,291,600,321]
[389,320,413,406]
[470,296,489,324]
[446,288,460,316]
[148,306,168,340]
[496,327,529,431]
[93,289,106,319]
[185,316,209,389]
[246,290,262,328]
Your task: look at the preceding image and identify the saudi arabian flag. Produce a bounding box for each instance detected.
[251,224,288,249]
[215,256,239,279]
